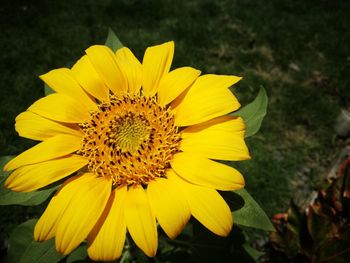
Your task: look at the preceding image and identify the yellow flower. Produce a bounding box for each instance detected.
[4,41,250,261]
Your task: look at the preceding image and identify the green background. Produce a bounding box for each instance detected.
[0,0,349,261]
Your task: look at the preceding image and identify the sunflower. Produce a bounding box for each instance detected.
[4,41,250,261]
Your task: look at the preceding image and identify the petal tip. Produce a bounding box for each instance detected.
[3,161,13,172]
[144,246,157,258]
[217,214,233,237]
[115,46,129,55]
[56,246,71,256]
[38,73,47,81]
[165,40,175,47]
[55,236,79,256]
[166,229,182,240]
[230,75,242,85]
[85,44,103,51]
[34,222,48,242]
[222,224,233,237]
[85,45,113,57]
[4,176,12,189]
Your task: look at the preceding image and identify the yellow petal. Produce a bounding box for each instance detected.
[4,134,82,171]
[28,93,90,123]
[180,116,250,161]
[5,155,88,192]
[169,172,233,237]
[71,55,110,101]
[87,186,127,261]
[147,177,190,239]
[142,41,174,97]
[34,174,95,241]
[157,67,201,106]
[55,174,111,255]
[171,152,244,191]
[125,186,158,257]
[15,111,82,141]
[172,74,241,126]
[40,68,97,111]
[115,47,142,94]
[85,45,127,95]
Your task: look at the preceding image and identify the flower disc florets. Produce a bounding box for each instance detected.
[78,94,181,187]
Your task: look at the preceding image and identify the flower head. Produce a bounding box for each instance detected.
[4,41,250,261]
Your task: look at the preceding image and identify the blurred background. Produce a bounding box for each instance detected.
[0,0,349,262]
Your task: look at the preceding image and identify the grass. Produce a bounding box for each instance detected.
[0,0,349,258]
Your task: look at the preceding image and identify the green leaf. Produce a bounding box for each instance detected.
[189,222,255,263]
[44,84,55,96]
[242,243,265,262]
[7,219,65,263]
[0,186,58,206]
[231,87,268,137]
[105,28,123,52]
[0,156,58,206]
[226,188,274,231]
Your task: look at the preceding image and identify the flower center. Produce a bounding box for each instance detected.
[78,94,181,187]
[108,114,150,154]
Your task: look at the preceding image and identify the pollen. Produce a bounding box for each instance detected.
[77,94,181,187]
